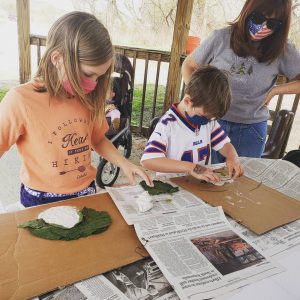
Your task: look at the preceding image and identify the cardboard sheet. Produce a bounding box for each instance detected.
[0,193,148,300]
[171,175,300,235]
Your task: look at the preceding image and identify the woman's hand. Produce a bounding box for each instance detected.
[120,160,153,186]
[190,164,220,183]
[261,88,277,107]
[261,79,300,108]
[226,156,244,179]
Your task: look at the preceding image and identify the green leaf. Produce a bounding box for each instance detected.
[140,180,179,195]
[18,219,46,229]
[18,207,111,241]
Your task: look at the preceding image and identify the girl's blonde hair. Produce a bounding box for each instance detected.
[35,11,113,123]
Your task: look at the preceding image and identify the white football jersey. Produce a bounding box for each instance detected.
[141,104,230,165]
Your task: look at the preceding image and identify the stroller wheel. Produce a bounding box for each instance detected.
[123,129,132,159]
[96,159,120,188]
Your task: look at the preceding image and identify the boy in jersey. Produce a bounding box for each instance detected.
[141,65,243,183]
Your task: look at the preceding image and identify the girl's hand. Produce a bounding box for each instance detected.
[226,157,244,179]
[190,164,220,183]
[120,160,153,186]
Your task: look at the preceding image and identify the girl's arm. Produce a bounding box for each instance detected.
[142,157,220,183]
[93,137,153,186]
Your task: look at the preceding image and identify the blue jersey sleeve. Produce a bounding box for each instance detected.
[210,121,230,151]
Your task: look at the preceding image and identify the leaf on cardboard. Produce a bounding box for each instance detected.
[18,207,111,241]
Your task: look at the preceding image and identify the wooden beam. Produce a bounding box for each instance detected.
[17,0,31,83]
[164,0,193,111]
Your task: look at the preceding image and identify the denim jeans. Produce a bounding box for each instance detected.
[212,120,267,163]
[20,181,96,207]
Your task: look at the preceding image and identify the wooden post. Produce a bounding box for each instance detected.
[164,0,193,111]
[17,0,31,83]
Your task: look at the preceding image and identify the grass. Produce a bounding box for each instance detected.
[0,89,8,102]
[0,84,165,127]
[132,84,166,127]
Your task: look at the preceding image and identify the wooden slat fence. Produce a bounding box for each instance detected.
[30,35,186,136]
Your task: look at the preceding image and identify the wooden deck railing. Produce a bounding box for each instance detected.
[30,34,186,136]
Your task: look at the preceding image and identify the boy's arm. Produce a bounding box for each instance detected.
[218,143,244,178]
[142,157,193,173]
[142,157,220,183]
[210,121,243,178]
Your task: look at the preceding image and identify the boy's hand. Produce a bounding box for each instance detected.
[226,156,244,179]
[190,164,220,183]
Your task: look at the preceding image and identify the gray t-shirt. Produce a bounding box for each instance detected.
[192,27,300,124]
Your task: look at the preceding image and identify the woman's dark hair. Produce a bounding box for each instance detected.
[230,0,292,63]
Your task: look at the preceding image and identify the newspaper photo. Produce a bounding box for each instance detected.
[134,206,283,300]
[106,184,207,225]
[228,217,300,258]
[35,258,179,300]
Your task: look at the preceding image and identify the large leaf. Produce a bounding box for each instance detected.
[19,207,111,241]
[140,180,179,195]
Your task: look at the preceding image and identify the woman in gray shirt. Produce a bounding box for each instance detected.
[182,0,300,160]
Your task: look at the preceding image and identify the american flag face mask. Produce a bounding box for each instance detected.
[248,18,273,41]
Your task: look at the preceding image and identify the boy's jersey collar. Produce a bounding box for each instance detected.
[170,103,199,133]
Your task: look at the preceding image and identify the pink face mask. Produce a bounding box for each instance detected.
[63,78,97,96]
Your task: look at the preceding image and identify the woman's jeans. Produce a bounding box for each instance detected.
[20,181,96,207]
[212,120,267,163]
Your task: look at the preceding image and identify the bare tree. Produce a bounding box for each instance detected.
[69,0,300,50]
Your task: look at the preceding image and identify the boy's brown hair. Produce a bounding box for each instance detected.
[185,65,231,119]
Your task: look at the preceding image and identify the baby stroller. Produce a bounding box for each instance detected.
[96,53,134,188]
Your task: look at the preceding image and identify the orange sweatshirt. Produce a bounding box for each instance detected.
[0,81,108,193]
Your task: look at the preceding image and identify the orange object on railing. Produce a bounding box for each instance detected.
[186,36,200,55]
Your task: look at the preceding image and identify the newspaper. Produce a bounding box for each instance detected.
[134,206,283,300]
[232,158,300,257]
[106,185,208,225]
[36,257,179,300]
[107,158,300,257]
[106,158,300,257]
[240,157,300,194]
[31,158,299,300]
